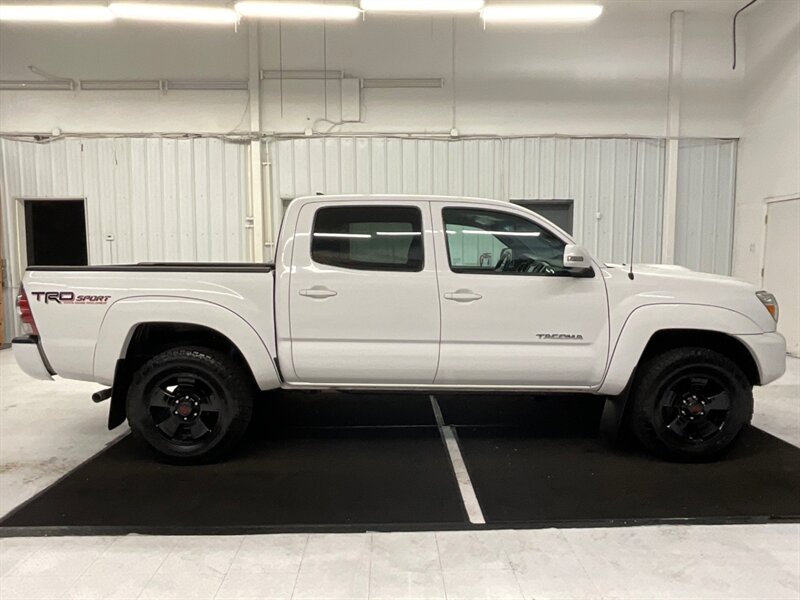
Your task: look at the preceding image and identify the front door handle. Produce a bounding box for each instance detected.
[300,286,338,299]
[444,289,483,303]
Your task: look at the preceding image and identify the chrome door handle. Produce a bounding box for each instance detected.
[444,290,483,302]
[300,286,338,299]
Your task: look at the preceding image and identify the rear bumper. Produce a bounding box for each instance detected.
[735,331,787,386]
[12,336,54,381]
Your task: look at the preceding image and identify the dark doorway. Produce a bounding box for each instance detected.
[24,199,88,266]
[513,199,574,235]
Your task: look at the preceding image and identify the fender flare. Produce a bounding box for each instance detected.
[598,303,763,396]
[93,296,281,390]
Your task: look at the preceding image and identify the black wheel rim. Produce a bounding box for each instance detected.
[658,369,732,443]
[146,372,223,444]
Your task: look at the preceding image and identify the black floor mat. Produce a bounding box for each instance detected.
[1,428,465,534]
[0,392,465,535]
[3,392,798,535]
[457,425,800,526]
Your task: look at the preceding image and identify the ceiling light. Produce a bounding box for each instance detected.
[166,80,249,90]
[0,80,76,90]
[261,70,344,80]
[361,0,483,13]
[362,78,443,88]
[235,2,361,20]
[0,4,114,23]
[110,2,238,24]
[80,79,163,90]
[481,3,602,24]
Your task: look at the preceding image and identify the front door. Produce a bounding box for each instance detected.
[432,201,609,388]
[288,200,440,384]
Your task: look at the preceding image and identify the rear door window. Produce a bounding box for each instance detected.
[311,206,424,272]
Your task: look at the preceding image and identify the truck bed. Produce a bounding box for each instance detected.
[21,263,278,387]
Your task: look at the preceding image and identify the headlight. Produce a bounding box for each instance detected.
[756,290,779,322]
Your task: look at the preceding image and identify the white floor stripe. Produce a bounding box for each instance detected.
[430,395,486,525]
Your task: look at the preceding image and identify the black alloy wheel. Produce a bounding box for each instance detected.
[148,373,223,444]
[657,370,732,443]
[127,346,254,464]
[629,346,753,462]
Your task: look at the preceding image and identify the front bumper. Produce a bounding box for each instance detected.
[12,336,54,381]
[735,331,787,385]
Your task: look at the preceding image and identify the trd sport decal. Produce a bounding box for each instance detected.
[31,291,111,305]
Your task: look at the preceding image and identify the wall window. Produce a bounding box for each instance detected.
[443,208,568,276]
[312,206,424,272]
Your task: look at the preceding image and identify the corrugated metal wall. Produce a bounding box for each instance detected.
[271,135,735,273]
[0,137,250,339]
[675,139,737,275]
[270,136,666,265]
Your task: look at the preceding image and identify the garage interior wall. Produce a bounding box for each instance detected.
[0,137,249,339]
[271,136,737,269]
[732,0,800,354]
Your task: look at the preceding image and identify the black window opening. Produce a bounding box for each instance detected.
[24,199,88,267]
[443,207,570,276]
[311,206,424,272]
[512,199,575,235]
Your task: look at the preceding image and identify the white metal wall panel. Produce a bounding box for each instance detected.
[675,139,737,275]
[0,137,249,340]
[504,137,666,265]
[271,136,666,265]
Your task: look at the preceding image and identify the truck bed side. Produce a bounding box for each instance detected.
[21,264,280,390]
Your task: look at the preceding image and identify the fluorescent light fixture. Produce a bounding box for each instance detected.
[361,0,483,12]
[235,2,361,20]
[0,79,75,90]
[167,80,248,90]
[463,230,541,237]
[362,78,443,88]
[261,70,344,80]
[481,4,602,23]
[375,231,422,236]
[0,4,114,22]
[313,232,372,239]
[80,79,162,90]
[110,2,238,24]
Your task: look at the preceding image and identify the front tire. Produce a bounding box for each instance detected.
[126,346,254,464]
[629,347,753,462]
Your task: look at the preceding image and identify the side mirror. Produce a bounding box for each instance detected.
[563,244,592,270]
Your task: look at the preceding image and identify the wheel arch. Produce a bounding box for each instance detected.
[95,297,281,429]
[599,304,763,395]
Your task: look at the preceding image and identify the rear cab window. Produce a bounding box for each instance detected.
[311,206,424,272]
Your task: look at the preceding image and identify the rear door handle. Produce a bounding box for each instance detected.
[299,286,338,299]
[444,290,482,303]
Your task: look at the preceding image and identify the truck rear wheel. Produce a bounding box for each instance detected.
[126,346,254,464]
[629,347,753,462]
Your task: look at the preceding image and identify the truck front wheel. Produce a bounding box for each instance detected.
[629,347,753,461]
[126,347,254,464]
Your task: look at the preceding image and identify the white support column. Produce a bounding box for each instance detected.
[661,10,684,265]
[248,21,266,262]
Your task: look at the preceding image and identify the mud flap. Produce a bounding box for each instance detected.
[107,359,131,430]
[599,390,631,446]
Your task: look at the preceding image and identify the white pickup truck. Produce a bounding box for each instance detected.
[13,195,786,463]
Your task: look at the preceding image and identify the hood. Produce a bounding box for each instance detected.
[601,263,776,333]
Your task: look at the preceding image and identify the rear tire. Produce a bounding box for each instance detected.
[629,347,753,462]
[126,346,254,464]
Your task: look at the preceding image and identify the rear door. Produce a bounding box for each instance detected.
[432,201,609,388]
[287,200,440,384]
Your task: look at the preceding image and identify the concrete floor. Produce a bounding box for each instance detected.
[1,349,798,600]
